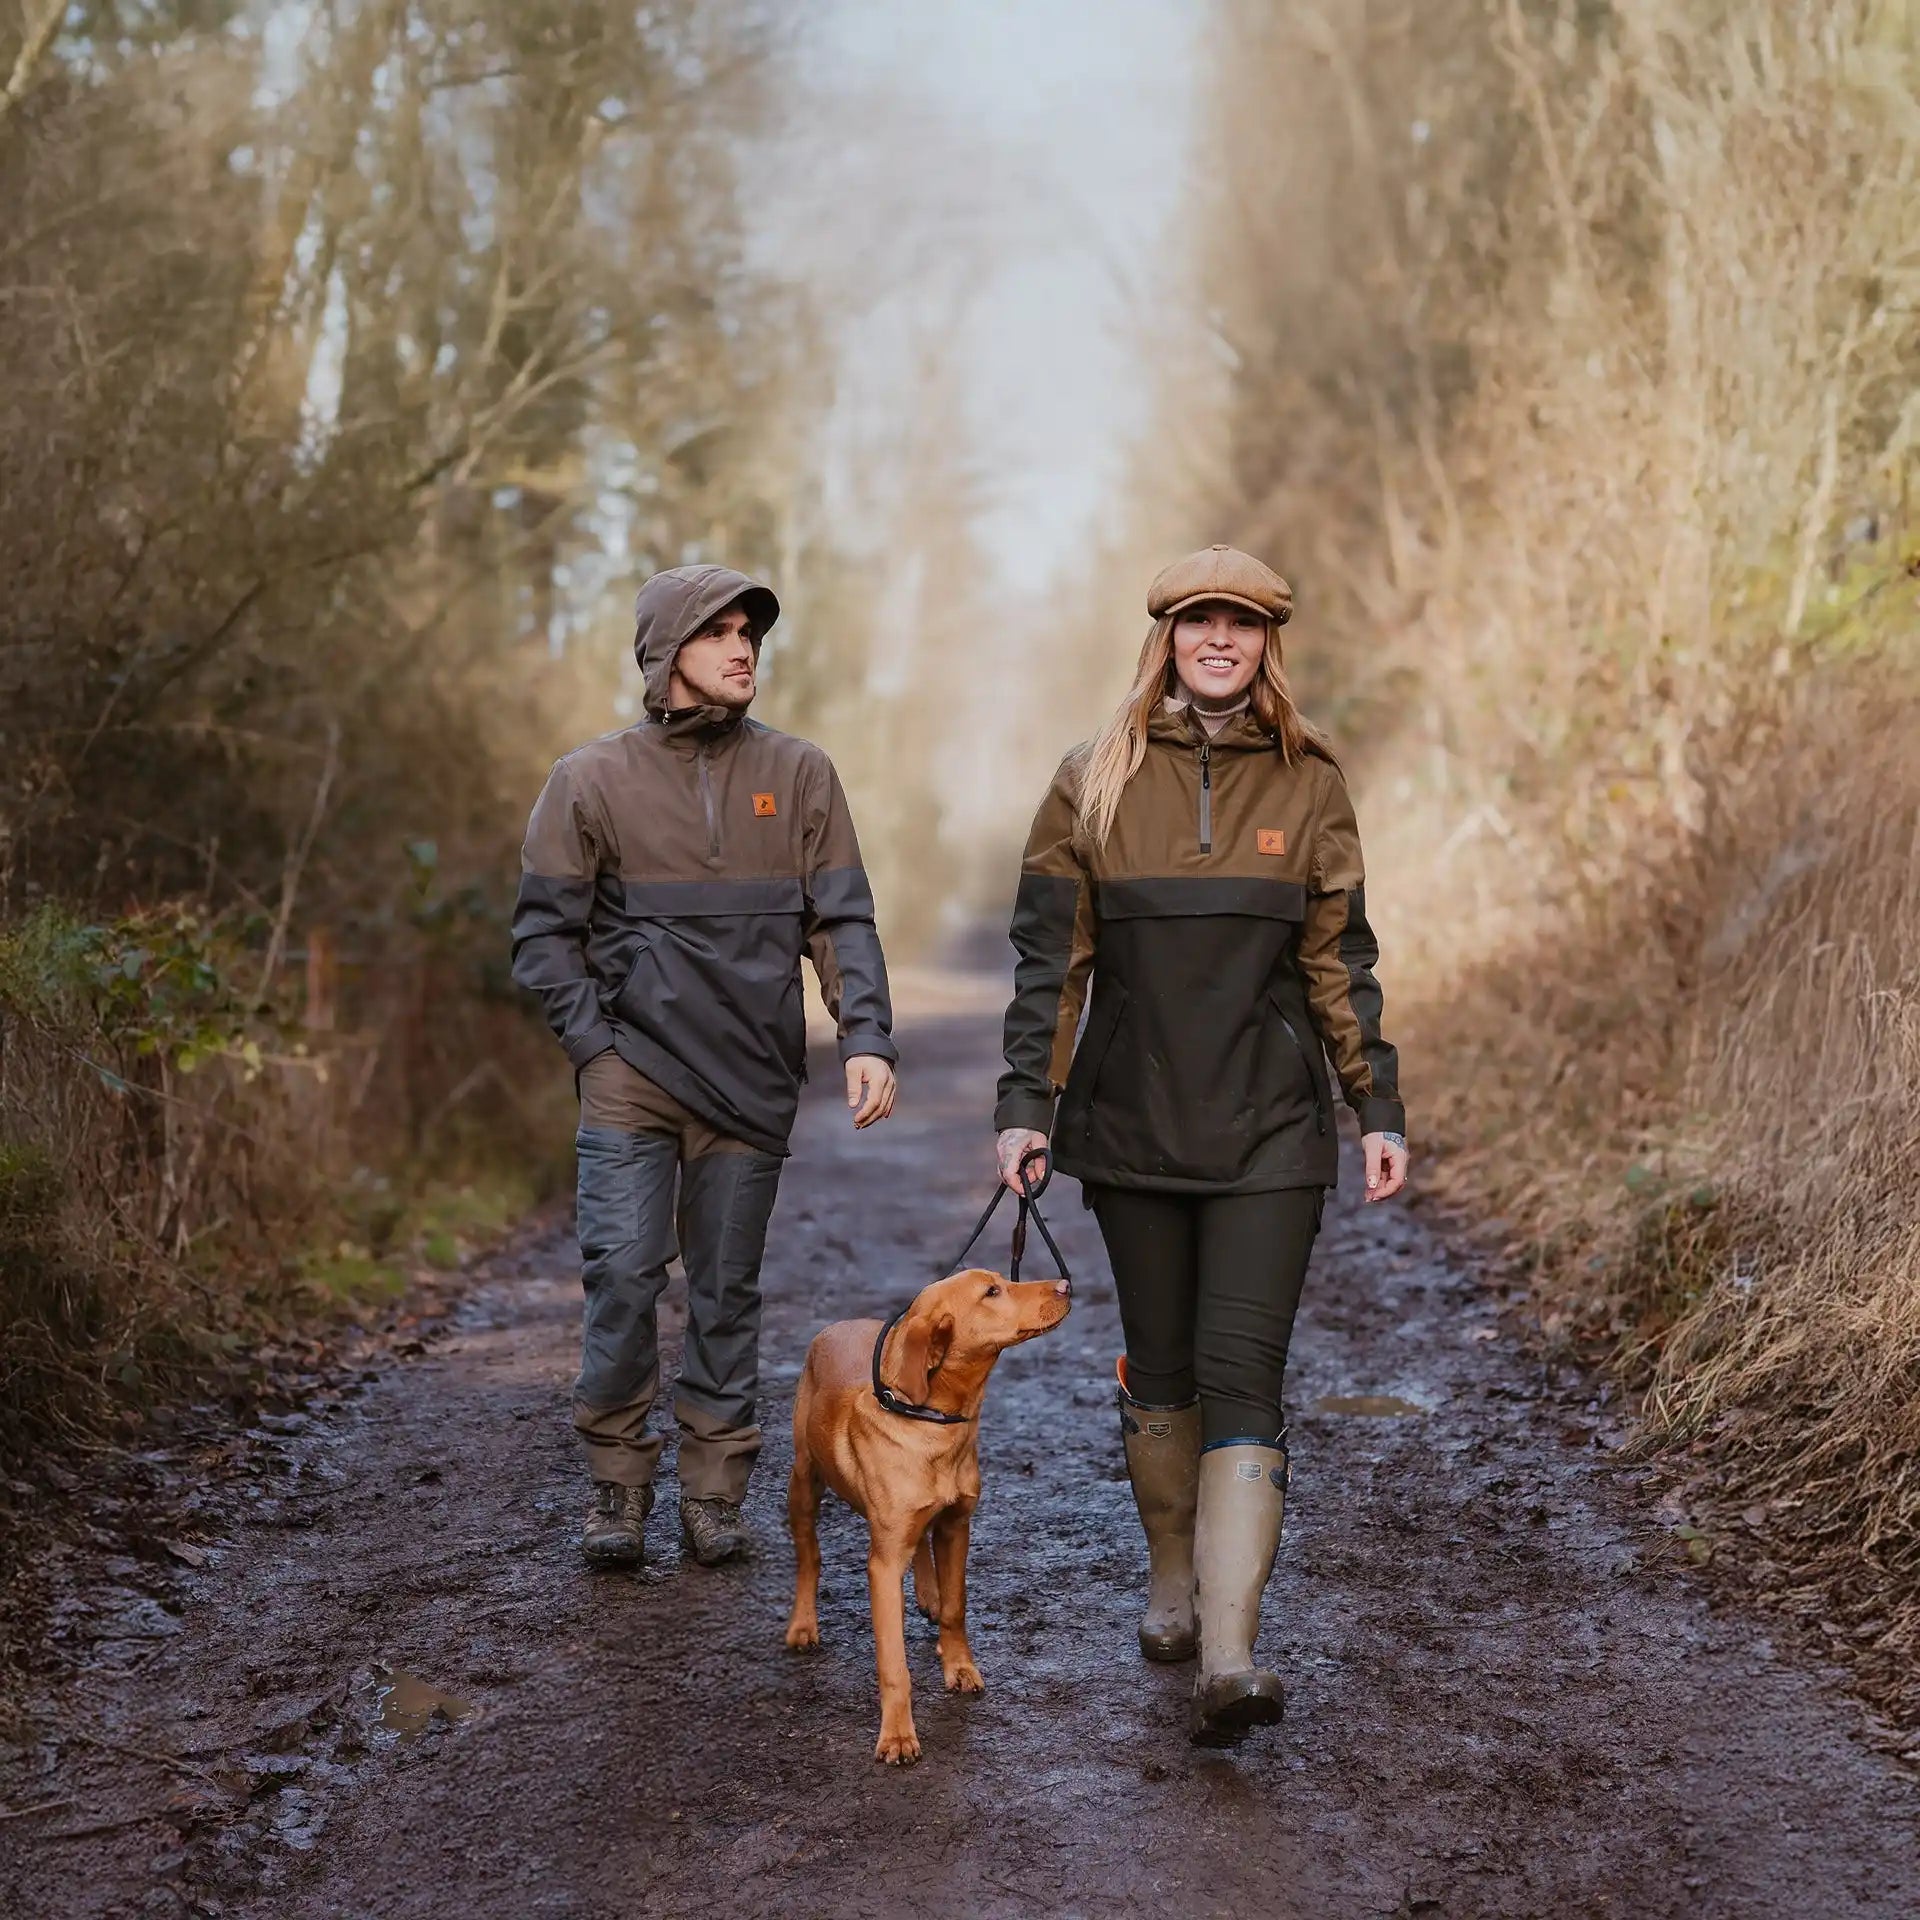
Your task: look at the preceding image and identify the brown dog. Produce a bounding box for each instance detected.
[783,1267,1070,1763]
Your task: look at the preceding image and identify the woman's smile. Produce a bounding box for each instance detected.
[1171,601,1266,701]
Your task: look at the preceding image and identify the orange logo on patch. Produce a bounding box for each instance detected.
[752,792,778,818]
[1257,829,1286,856]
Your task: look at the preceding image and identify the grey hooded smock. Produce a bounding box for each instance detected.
[510,565,896,1155]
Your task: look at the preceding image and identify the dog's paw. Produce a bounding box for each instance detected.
[874,1725,922,1765]
[784,1618,821,1651]
[943,1660,985,1695]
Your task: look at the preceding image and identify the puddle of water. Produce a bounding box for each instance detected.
[1315,1393,1427,1418]
[372,1665,477,1740]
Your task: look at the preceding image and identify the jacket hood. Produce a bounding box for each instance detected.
[632,564,781,713]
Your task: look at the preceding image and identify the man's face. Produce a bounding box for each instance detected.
[667,601,759,712]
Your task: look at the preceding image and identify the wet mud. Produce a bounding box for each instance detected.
[4,1006,1918,1918]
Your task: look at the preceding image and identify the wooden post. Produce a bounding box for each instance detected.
[304,926,338,1033]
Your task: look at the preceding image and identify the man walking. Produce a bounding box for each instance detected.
[512,564,898,1568]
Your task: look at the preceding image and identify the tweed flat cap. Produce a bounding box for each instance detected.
[1147,545,1293,626]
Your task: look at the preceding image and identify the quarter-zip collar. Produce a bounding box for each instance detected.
[648,704,747,748]
[1146,697,1274,855]
[1145,699,1274,755]
[642,707,743,866]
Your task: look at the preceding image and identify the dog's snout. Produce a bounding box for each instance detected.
[1051,1279,1069,1297]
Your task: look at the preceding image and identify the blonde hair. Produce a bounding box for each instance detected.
[1074,613,1325,846]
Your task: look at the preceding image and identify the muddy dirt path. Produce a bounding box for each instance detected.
[5,1004,1918,1919]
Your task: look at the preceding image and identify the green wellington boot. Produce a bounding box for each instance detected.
[1117,1363,1201,1662]
[1189,1442,1288,1745]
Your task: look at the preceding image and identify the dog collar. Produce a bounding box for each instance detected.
[870,1305,973,1425]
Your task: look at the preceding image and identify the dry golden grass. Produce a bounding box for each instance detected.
[1399,660,1920,1707]
[1155,0,1920,1712]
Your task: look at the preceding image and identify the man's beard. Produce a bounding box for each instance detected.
[680,672,756,711]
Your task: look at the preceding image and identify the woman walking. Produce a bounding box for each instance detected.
[993,545,1407,1746]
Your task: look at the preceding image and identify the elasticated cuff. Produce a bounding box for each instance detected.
[992,1088,1057,1135]
[1356,1095,1406,1138]
[837,1027,898,1067]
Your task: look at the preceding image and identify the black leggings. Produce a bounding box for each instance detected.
[1088,1185,1322,1448]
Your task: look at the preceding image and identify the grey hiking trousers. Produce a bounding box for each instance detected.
[572,1053,782,1502]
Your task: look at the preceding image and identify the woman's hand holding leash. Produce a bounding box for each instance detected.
[1363,1130,1409,1203]
[996,1127,1050,1194]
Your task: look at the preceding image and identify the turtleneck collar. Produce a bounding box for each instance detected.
[1165,684,1251,738]
[1152,687,1271,752]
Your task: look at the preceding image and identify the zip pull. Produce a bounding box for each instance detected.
[1198,740,1213,853]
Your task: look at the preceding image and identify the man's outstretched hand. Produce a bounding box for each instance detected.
[846,1055,897,1129]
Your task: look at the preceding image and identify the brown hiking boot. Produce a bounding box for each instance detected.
[679,1495,750,1566]
[581,1481,652,1567]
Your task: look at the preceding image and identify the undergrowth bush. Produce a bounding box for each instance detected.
[0,2,829,1486]
[0,900,570,1474]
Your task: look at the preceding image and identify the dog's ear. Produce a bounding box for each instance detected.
[894,1309,954,1402]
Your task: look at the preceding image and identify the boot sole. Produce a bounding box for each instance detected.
[581,1538,644,1568]
[1139,1628,1197,1664]
[1189,1675,1285,1746]
[681,1531,750,1567]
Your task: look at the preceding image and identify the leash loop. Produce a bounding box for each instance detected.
[873,1149,1073,1426]
[933,1147,1072,1291]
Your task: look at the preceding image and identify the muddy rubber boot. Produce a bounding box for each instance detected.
[1189,1443,1288,1746]
[1117,1367,1201,1662]
[679,1495,751,1567]
[581,1481,652,1568]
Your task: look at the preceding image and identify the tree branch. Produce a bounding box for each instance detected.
[0,0,64,124]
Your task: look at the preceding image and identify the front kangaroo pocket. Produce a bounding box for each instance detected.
[1074,882,1309,1181]
[608,897,808,1114]
[1266,990,1329,1137]
[612,931,659,1014]
[1062,983,1128,1143]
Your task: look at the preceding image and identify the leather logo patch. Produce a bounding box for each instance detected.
[1257,828,1286,856]
[752,792,778,818]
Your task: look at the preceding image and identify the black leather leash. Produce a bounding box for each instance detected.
[934,1147,1073,1290]
[870,1148,1072,1425]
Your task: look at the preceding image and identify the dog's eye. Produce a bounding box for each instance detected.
[984,1284,1000,1298]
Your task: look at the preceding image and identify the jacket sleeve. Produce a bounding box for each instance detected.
[800,754,897,1067]
[510,757,617,1071]
[1296,760,1405,1137]
[994,754,1096,1135]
